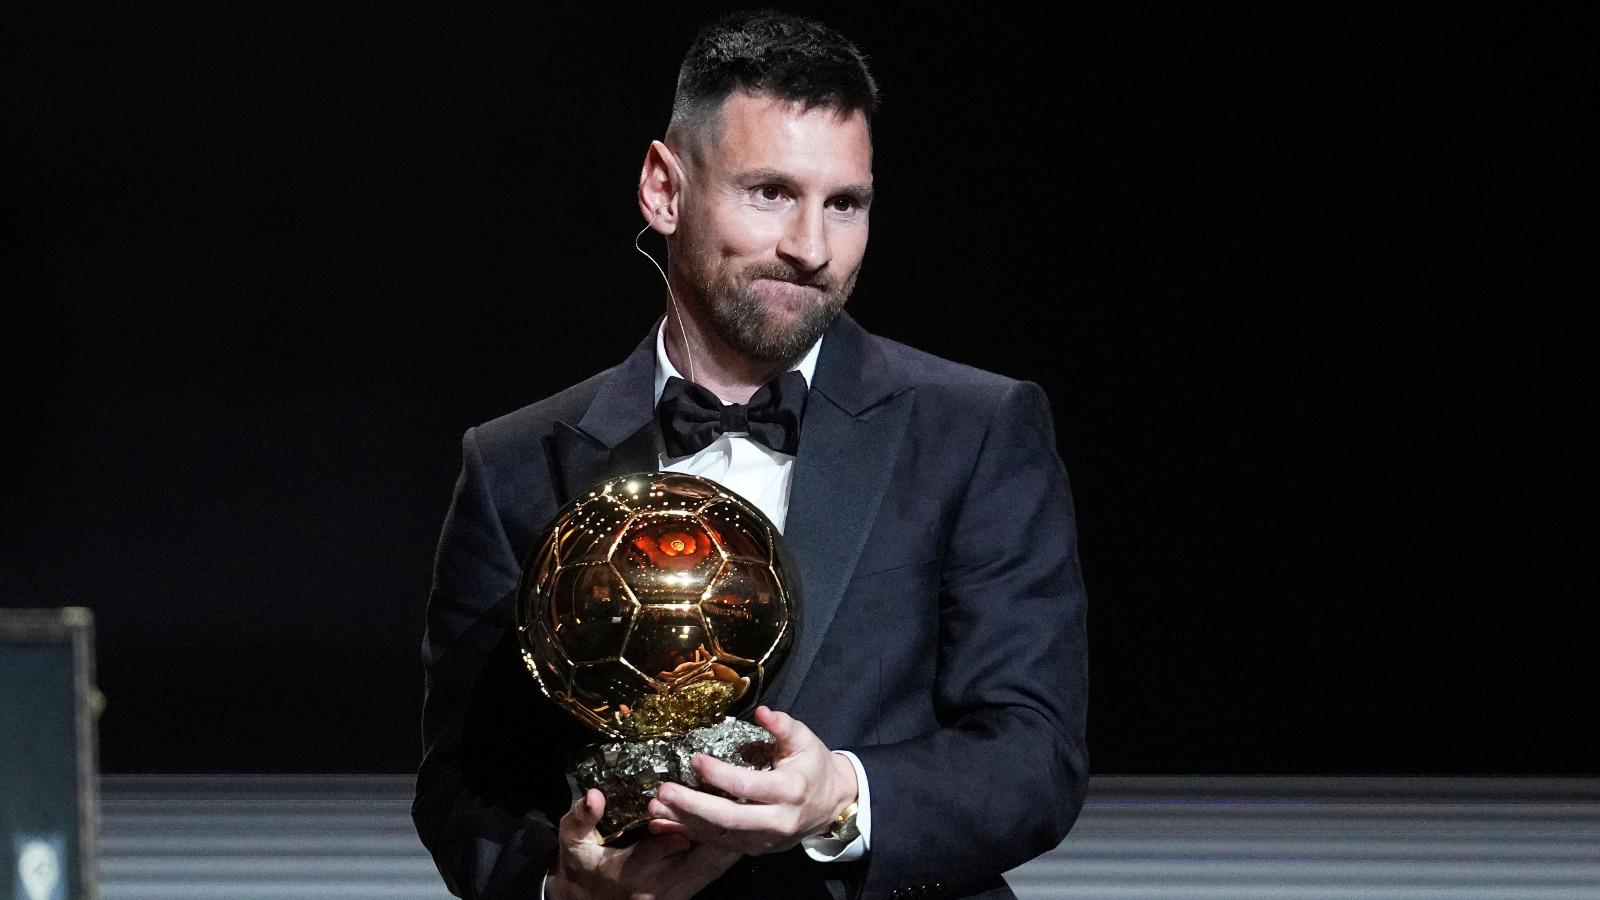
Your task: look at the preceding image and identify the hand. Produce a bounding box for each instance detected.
[547,788,740,900]
[645,706,858,856]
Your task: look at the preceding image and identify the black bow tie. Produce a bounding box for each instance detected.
[658,371,808,458]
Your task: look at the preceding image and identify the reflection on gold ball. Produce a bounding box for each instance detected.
[517,472,796,740]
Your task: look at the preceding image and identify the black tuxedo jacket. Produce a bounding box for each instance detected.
[413,312,1089,900]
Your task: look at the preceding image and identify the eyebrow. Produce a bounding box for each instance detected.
[736,167,875,207]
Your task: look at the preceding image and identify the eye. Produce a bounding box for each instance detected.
[756,185,786,202]
[827,196,858,213]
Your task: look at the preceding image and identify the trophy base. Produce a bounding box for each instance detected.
[573,717,775,844]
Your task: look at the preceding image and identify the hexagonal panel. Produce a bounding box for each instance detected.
[555,494,634,566]
[697,498,774,563]
[612,513,723,605]
[651,472,725,504]
[623,604,714,683]
[602,473,715,514]
[548,562,637,664]
[701,558,789,664]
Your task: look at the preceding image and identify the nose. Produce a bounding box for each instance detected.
[776,202,829,278]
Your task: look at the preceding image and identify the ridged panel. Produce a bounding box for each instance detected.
[97,776,1600,899]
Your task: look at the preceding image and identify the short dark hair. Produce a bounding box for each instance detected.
[668,10,880,162]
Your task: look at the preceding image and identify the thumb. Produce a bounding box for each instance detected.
[559,788,604,843]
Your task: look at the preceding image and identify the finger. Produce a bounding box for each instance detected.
[629,830,693,865]
[754,706,815,758]
[652,782,789,835]
[690,752,802,805]
[753,705,790,741]
[647,795,682,824]
[558,788,604,843]
[646,818,690,837]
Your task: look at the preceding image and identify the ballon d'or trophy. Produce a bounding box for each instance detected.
[517,472,799,843]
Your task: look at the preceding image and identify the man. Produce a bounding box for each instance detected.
[413,12,1088,900]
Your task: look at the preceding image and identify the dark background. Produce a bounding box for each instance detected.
[2,5,1586,774]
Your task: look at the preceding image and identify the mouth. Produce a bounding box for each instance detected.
[754,277,826,294]
[752,279,826,309]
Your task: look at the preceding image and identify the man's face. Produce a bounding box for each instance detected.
[673,91,874,365]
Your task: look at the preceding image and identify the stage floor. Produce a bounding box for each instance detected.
[99,775,1600,898]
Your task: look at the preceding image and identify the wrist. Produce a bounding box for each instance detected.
[829,750,859,818]
[808,752,859,844]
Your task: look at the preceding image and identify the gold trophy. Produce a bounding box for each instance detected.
[517,472,798,842]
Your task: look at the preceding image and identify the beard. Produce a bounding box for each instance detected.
[691,260,858,365]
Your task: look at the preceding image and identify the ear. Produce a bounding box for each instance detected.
[638,140,685,235]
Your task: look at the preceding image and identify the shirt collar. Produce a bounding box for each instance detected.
[652,317,822,405]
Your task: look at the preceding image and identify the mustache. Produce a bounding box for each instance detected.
[742,262,831,290]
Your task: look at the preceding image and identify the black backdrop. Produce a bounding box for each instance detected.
[2,5,1586,774]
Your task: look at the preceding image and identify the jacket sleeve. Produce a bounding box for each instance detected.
[847,380,1090,898]
[412,427,580,899]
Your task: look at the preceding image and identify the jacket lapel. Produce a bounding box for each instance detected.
[547,324,662,504]
[764,313,913,713]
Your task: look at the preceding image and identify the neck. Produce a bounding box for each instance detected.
[662,295,789,406]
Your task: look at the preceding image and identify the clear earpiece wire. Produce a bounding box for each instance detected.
[634,220,696,383]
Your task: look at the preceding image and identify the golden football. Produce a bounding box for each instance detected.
[516,472,797,740]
